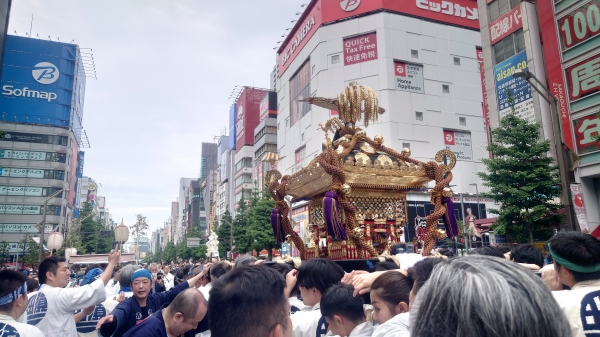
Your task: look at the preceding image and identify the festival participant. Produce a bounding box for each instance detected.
[148,263,165,294]
[209,265,292,337]
[234,255,257,268]
[96,266,205,337]
[105,266,121,298]
[542,232,600,337]
[27,250,120,337]
[469,246,506,259]
[406,258,444,311]
[410,255,571,337]
[369,271,413,337]
[510,244,544,269]
[320,284,373,337]
[288,258,345,337]
[270,262,307,313]
[0,269,45,337]
[26,277,39,294]
[122,288,208,337]
[199,262,230,301]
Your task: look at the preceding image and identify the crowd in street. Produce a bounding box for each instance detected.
[0,231,598,337]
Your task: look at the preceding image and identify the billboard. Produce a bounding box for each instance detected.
[394,61,424,93]
[489,5,522,45]
[566,54,600,101]
[0,35,84,128]
[443,130,473,161]
[494,51,535,123]
[73,151,85,218]
[235,87,269,151]
[259,91,278,121]
[277,0,480,76]
[477,47,491,154]
[344,32,378,65]
[228,104,236,150]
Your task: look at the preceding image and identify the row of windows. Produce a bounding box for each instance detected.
[254,125,277,143]
[414,111,466,126]
[0,168,65,180]
[289,60,311,127]
[0,186,63,197]
[488,0,522,22]
[234,174,252,188]
[234,157,253,173]
[0,149,67,163]
[255,143,278,160]
[0,131,69,146]
[234,190,252,203]
[494,30,526,64]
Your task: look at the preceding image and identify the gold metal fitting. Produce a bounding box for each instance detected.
[374,135,384,145]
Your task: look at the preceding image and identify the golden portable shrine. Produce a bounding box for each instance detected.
[266,82,459,260]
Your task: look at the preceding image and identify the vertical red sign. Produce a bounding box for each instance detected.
[295,150,301,164]
[343,32,378,66]
[444,130,455,145]
[489,5,523,45]
[477,47,492,158]
[536,0,575,152]
[566,54,600,101]
[394,62,407,77]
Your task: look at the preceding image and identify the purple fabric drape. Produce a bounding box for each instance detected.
[323,191,348,240]
[271,208,285,244]
[442,197,459,238]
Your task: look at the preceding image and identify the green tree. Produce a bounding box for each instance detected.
[163,241,176,263]
[233,195,252,254]
[96,221,116,254]
[154,245,163,262]
[177,225,207,262]
[247,190,280,260]
[20,234,39,268]
[0,241,9,265]
[79,202,98,254]
[217,210,233,258]
[478,91,562,244]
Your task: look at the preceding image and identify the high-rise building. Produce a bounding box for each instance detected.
[177,177,194,240]
[200,142,217,183]
[0,0,11,80]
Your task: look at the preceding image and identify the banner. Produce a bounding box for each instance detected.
[394,62,424,93]
[489,5,523,45]
[444,130,473,161]
[570,183,590,232]
[343,32,378,66]
[494,50,535,123]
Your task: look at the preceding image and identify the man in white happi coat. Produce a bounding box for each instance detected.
[0,269,45,337]
[27,249,120,337]
[542,232,600,337]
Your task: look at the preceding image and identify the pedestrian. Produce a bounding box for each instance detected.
[105,266,121,298]
[510,244,544,269]
[122,288,208,337]
[0,269,45,337]
[198,262,231,301]
[320,284,374,337]
[542,231,600,337]
[288,258,345,337]
[96,265,206,337]
[27,249,120,337]
[209,265,292,337]
[410,255,571,337]
[161,265,174,291]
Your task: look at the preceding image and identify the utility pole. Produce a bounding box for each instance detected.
[38,189,65,264]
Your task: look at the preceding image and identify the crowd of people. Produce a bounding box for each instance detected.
[0,231,598,337]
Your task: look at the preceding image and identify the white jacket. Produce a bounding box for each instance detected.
[553,279,600,337]
[348,321,375,337]
[291,302,330,337]
[372,313,410,337]
[0,313,45,337]
[27,279,106,337]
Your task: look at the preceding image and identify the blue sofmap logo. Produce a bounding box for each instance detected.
[0,323,20,337]
[31,62,59,85]
[27,292,48,325]
[76,304,107,333]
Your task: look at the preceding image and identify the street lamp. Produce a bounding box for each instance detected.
[512,69,576,231]
[468,183,483,220]
[38,188,66,263]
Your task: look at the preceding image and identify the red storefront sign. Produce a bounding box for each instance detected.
[573,114,600,155]
[477,47,492,157]
[489,5,522,45]
[278,0,479,77]
[344,32,378,65]
[536,0,575,151]
[566,54,600,101]
[444,130,456,145]
[558,0,600,50]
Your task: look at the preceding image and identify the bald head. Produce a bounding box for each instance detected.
[167,288,207,318]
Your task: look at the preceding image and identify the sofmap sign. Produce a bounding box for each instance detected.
[0,36,80,128]
[494,51,535,123]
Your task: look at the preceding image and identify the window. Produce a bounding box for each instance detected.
[459,117,467,126]
[301,133,305,141]
[488,0,521,22]
[234,174,252,188]
[286,117,290,127]
[411,50,419,58]
[289,60,311,126]
[234,157,252,173]
[402,143,411,149]
[493,29,525,64]
[454,57,461,66]
[415,111,423,121]
[442,85,450,93]
[331,55,340,64]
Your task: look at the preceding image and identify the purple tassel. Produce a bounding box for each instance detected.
[271,208,285,244]
[323,191,348,240]
[442,197,459,238]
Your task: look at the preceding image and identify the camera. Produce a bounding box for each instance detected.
[157,271,163,280]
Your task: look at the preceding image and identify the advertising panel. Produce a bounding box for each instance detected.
[489,5,523,45]
[73,151,85,218]
[494,51,535,123]
[0,36,78,128]
[0,132,67,145]
[0,224,53,234]
[573,114,600,155]
[259,91,278,121]
[558,1,600,51]
[394,61,424,93]
[343,32,378,65]
[0,150,47,160]
[565,54,600,101]
[0,168,44,178]
[477,48,491,155]
[0,186,43,196]
[221,151,228,183]
[229,104,237,150]
[536,0,575,152]
[236,102,245,142]
[570,183,590,232]
[235,88,269,151]
[443,130,473,161]
[278,0,479,77]
[0,205,42,215]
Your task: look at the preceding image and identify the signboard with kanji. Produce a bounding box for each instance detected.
[489,5,523,45]
[566,54,600,101]
[343,32,378,66]
[573,114,600,155]
[443,130,473,161]
[494,51,535,123]
[558,0,600,51]
[394,61,424,94]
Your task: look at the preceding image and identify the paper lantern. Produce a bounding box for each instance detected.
[46,232,64,251]
[114,224,129,243]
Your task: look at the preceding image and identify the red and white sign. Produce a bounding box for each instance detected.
[344,32,378,65]
[443,130,473,161]
[489,5,522,45]
[395,62,406,76]
[566,54,600,101]
[340,0,361,12]
[477,47,491,158]
[537,0,575,151]
[444,130,455,145]
[570,183,590,233]
[295,150,301,164]
[573,114,600,155]
[558,1,600,50]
